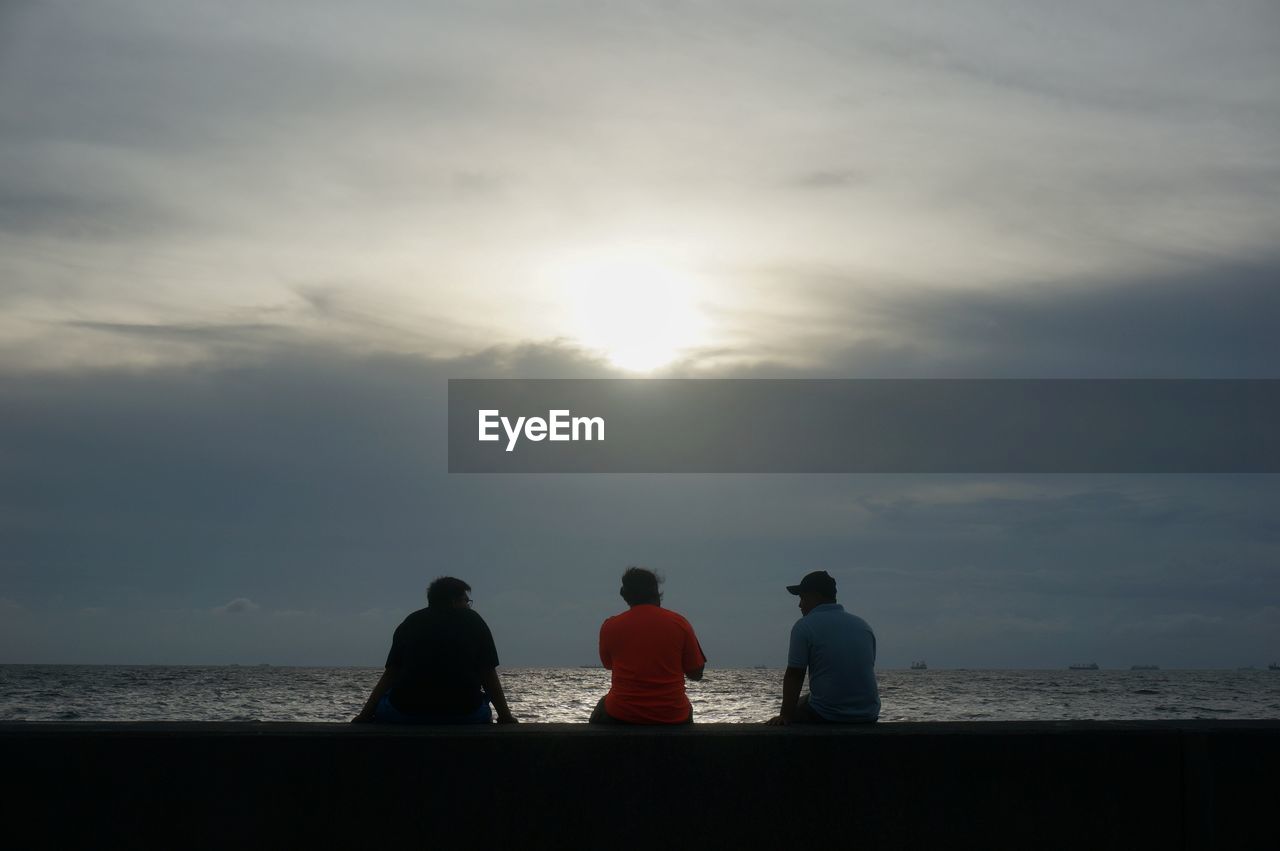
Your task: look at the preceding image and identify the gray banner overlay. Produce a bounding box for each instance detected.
[448,379,1279,473]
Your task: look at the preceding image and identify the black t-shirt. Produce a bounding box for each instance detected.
[384,607,500,715]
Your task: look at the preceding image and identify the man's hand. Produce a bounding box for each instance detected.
[352,665,397,724]
[482,668,518,725]
[774,665,805,727]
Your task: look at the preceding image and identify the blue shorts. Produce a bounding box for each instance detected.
[374,692,493,725]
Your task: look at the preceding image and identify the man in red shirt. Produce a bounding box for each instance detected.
[590,567,707,724]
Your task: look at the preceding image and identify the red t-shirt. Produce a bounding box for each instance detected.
[600,604,707,724]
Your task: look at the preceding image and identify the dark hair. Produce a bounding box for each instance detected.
[426,576,471,608]
[620,566,662,607]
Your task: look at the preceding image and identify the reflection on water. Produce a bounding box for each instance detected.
[1,665,1277,723]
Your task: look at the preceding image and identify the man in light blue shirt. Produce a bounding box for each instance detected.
[767,570,880,724]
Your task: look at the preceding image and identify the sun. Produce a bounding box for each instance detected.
[550,249,708,372]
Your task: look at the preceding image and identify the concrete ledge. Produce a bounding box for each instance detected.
[4,721,1276,850]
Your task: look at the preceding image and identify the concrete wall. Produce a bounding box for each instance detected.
[3,720,1276,850]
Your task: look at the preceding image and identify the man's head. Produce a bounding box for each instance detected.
[786,570,837,615]
[426,576,473,609]
[619,566,663,607]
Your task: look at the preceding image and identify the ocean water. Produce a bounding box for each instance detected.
[1,665,1277,723]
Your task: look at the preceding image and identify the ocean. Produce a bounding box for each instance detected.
[3,665,1278,723]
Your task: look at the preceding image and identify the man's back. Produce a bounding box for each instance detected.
[386,606,499,715]
[600,604,706,723]
[788,603,880,721]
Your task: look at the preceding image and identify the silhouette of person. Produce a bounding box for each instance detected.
[353,576,517,724]
[767,571,879,725]
[590,567,706,724]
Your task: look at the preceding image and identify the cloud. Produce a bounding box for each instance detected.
[2,1,1278,666]
[2,0,1277,375]
[792,170,865,190]
[213,598,261,616]
[4,251,1278,377]
[1112,612,1225,639]
[716,255,1280,378]
[1,338,1277,665]
[66,320,289,345]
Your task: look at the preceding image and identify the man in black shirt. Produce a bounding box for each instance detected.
[353,577,518,724]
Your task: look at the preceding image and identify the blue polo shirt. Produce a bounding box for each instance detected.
[788,603,880,722]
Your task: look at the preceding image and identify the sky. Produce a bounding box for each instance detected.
[2,1,1278,667]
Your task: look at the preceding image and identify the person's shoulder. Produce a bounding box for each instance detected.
[839,610,874,631]
[398,607,431,626]
[658,607,694,626]
[459,608,491,628]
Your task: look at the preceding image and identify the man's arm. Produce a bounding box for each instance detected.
[766,666,806,725]
[352,666,399,723]
[481,667,518,724]
[599,621,612,670]
[681,618,707,681]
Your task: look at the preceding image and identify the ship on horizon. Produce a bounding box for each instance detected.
[1130,665,1159,671]
[1270,662,1279,671]
[910,660,927,670]
[1069,662,1099,670]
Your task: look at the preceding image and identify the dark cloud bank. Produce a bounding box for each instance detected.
[2,260,1278,667]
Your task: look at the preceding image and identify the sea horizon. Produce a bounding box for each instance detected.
[4,664,1277,724]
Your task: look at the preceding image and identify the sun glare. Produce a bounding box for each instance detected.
[551,250,708,372]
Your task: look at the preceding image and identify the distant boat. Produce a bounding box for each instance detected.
[752,665,769,670]
[1130,665,1159,671]
[910,660,927,670]
[1270,663,1279,671]
[1069,663,1099,670]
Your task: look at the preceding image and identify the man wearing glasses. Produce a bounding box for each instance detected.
[353,576,518,724]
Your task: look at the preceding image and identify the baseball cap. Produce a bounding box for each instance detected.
[786,570,837,596]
